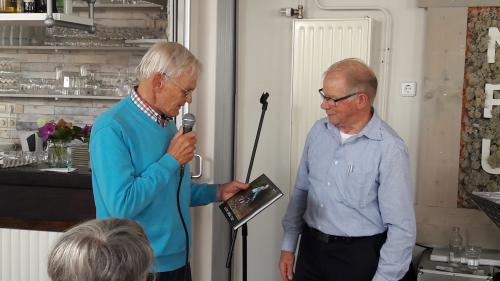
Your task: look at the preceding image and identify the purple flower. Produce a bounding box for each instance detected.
[82,124,92,135]
[38,122,56,142]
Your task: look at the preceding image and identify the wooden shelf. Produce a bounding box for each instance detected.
[73,2,162,8]
[0,13,93,27]
[0,45,148,51]
[0,93,123,100]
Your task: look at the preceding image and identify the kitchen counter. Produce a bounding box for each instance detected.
[0,164,95,232]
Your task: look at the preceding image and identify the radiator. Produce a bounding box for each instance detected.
[290,18,372,193]
[0,228,62,281]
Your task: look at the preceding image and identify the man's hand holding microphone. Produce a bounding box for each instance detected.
[167,113,248,199]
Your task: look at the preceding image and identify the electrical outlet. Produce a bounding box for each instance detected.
[400,82,417,97]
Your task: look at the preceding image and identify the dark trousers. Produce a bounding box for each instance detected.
[294,226,387,281]
[148,264,191,281]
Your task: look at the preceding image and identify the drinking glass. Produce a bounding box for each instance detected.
[465,245,482,269]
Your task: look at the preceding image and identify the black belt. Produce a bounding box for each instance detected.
[304,224,386,243]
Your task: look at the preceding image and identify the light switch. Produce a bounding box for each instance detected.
[400,82,417,97]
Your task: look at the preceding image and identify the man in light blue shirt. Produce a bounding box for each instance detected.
[279,59,416,281]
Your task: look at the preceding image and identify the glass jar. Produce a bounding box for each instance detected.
[47,140,72,168]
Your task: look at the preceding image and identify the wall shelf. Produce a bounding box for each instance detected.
[0,13,93,28]
[73,3,162,8]
[0,45,148,51]
[139,0,165,6]
[0,93,122,100]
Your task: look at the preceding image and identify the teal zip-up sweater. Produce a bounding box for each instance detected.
[90,96,218,272]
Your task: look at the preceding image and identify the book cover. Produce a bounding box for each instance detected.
[219,173,283,230]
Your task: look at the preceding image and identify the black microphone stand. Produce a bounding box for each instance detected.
[226,92,269,281]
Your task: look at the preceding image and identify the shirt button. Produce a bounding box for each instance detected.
[327,182,331,186]
[334,161,338,165]
[318,226,322,230]
[320,204,324,208]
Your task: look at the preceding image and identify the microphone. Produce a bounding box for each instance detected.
[182,113,195,134]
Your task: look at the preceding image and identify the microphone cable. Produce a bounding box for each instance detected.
[176,165,189,281]
[176,113,195,281]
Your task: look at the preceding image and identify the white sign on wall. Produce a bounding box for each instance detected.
[481,27,500,175]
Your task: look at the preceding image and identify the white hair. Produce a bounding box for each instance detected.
[135,42,201,81]
[47,218,154,281]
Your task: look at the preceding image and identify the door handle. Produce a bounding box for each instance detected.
[191,154,202,178]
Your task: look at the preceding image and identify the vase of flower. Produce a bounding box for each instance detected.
[38,118,92,169]
[47,140,72,168]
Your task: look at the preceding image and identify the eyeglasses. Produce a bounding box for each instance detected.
[162,73,194,98]
[318,88,361,106]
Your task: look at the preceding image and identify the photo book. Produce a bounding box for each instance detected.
[219,174,283,230]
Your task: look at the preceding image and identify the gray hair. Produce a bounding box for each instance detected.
[47,218,154,281]
[135,42,202,81]
[324,58,378,101]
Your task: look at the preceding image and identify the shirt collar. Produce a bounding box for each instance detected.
[130,86,172,127]
[322,107,383,141]
[357,109,382,141]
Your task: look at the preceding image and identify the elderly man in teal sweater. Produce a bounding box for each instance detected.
[90,42,247,281]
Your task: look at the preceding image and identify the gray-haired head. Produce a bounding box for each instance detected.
[323,58,378,103]
[135,42,202,81]
[47,218,154,281]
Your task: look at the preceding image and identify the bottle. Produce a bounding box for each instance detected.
[63,0,71,14]
[16,0,23,12]
[34,0,55,12]
[51,0,57,12]
[449,226,463,266]
[0,0,6,12]
[55,0,62,13]
[35,0,46,12]
[5,0,16,12]
[23,0,35,12]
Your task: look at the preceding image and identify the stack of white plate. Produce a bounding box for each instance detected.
[71,144,90,170]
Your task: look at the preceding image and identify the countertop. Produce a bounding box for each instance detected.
[0,164,91,189]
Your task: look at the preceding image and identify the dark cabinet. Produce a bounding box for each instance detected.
[0,165,95,232]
